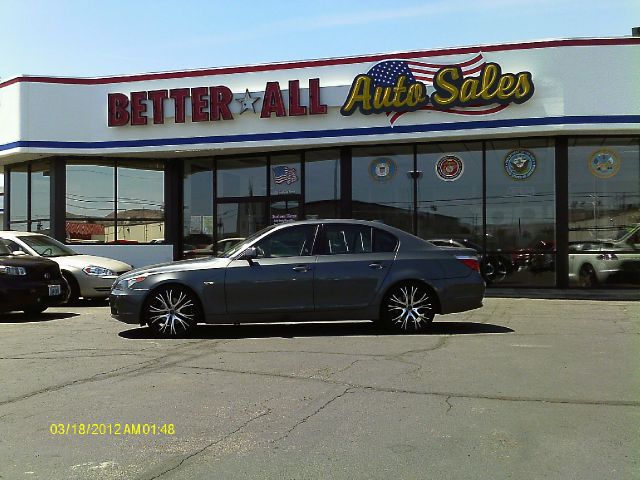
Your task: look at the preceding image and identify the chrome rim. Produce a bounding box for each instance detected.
[148,288,196,335]
[387,285,434,330]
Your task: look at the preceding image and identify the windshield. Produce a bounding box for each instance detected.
[19,235,77,257]
[221,225,278,258]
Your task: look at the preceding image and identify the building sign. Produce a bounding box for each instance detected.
[504,149,537,180]
[108,79,327,126]
[589,149,620,178]
[435,155,464,181]
[340,54,534,125]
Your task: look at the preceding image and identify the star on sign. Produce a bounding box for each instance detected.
[236,89,260,114]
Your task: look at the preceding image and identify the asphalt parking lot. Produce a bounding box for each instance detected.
[0,297,638,480]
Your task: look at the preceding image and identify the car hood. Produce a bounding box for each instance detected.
[119,256,229,279]
[51,254,132,272]
[0,255,59,268]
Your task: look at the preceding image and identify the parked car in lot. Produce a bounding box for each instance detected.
[0,241,68,314]
[111,220,485,337]
[0,232,132,301]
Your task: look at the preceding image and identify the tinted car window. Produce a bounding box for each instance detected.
[1,239,26,254]
[323,225,372,254]
[0,241,11,256]
[254,225,317,258]
[373,229,399,253]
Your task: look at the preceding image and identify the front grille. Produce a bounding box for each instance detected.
[24,264,62,281]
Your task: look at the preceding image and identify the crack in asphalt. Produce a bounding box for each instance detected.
[174,364,640,408]
[0,340,224,407]
[269,387,353,445]
[445,395,454,414]
[142,409,272,480]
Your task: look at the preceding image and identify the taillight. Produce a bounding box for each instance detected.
[456,256,480,272]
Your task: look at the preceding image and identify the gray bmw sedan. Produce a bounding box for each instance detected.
[110,220,484,337]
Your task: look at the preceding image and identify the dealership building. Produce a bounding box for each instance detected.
[0,36,639,289]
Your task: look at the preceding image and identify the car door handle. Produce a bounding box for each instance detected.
[292,265,311,272]
[369,263,385,269]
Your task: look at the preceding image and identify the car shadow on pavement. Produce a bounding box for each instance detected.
[0,312,80,323]
[119,321,513,340]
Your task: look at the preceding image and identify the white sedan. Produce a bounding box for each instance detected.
[0,231,132,301]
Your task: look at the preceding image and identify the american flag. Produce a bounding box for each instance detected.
[272,165,299,185]
[364,53,508,125]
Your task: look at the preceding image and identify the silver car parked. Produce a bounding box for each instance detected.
[110,220,485,337]
[0,232,132,301]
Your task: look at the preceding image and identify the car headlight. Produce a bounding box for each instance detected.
[0,265,27,276]
[83,266,116,276]
[114,275,149,290]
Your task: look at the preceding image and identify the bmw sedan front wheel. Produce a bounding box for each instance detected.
[381,282,436,333]
[144,285,201,337]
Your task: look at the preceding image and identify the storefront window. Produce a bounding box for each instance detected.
[183,158,214,256]
[485,139,556,286]
[417,142,483,243]
[9,165,28,230]
[216,202,267,241]
[30,161,51,235]
[568,138,640,288]
[66,159,164,244]
[352,146,413,233]
[217,156,267,198]
[305,149,340,219]
[117,160,165,244]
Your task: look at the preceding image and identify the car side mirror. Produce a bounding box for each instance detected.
[241,247,258,264]
[12,251,27,256]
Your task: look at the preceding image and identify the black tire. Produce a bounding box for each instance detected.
[578,264,598,288]
[23,304,47,316]
[62,272,80,304]
[381,282,436,333]
[144,285,201,338]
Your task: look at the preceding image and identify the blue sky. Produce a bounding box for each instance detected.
[0,0,637,79]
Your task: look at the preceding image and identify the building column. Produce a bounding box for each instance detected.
[555,137,569,289]
[3,166,10,230]
[50,158,66,241]
[164,159,183,261]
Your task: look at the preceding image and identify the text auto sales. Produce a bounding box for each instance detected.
[108,78,327,127]
[107,62,534,127]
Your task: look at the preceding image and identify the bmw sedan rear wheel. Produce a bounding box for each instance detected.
[382,282,436,332]
[145,285,200,337]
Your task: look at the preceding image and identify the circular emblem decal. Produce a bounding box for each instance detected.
[369,157,397,182]
[504,149,536,180]
[589,149,620,179]
[44,273,51,280]
[435,155,464,181]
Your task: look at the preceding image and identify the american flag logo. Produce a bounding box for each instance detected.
[365,53,509,125]
[272,165,299,185]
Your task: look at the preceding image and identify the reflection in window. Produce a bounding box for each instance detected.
[66,159,164,244]
[9,165,28,228]
[417,142,482,243]
[305,149,340,220]
[117,161,165,244]
[485,139,556,287]
[352,146,413,232]
[486,139,556,250]
[217,156,266,198]
[217,202,267,241]
[183,159,214,255]
[568,138,640,288]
